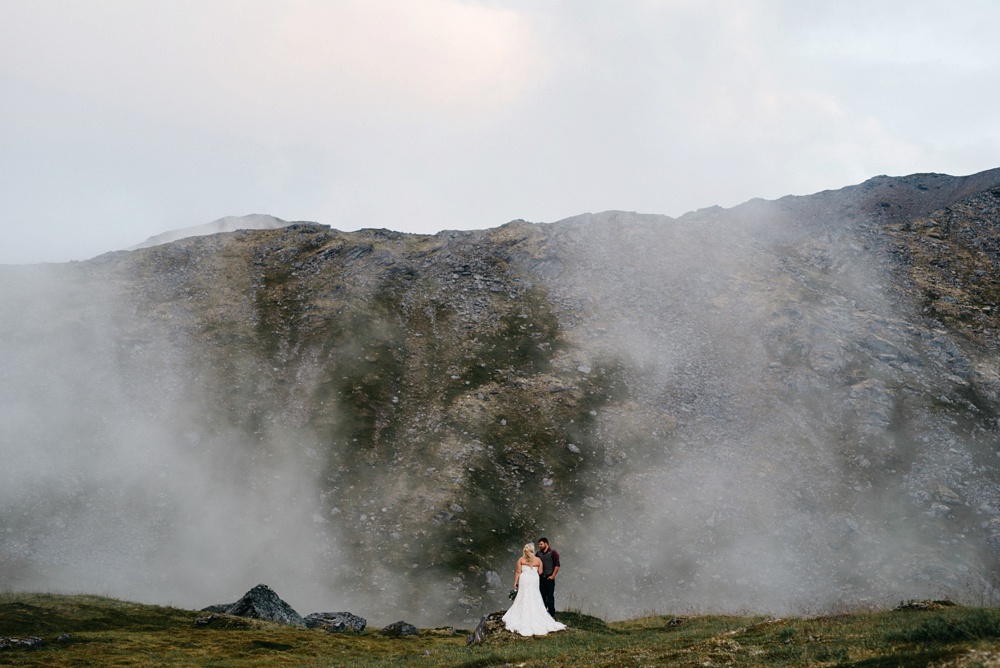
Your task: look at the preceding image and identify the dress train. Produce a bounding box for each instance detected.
[502,565,566,636]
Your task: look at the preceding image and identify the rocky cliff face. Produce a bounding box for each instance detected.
[3,169,1000,625]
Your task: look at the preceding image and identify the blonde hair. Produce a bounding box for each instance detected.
[523,543,536,560]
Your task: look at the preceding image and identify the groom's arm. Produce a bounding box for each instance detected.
[550,550,560,579]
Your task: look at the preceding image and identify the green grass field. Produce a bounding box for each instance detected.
[3,593,1000,666]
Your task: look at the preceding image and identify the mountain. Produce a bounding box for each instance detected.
[127,214,290,250]
[2,169,1000,626]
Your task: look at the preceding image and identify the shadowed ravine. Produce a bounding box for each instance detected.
[3,169,1000,627]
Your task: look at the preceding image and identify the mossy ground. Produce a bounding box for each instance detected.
[4,593,1000,667]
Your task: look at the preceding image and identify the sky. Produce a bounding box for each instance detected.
[1,0,999,265]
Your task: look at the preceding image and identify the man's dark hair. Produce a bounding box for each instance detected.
[537,536,549,544]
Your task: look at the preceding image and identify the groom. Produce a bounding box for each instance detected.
[536,537,560,617]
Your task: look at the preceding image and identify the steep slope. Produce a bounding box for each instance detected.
[2,169,1000,625]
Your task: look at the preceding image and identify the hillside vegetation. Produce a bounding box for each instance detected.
[4,593,1000,667]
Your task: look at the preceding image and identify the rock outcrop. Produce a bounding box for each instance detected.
[304,611,367,633]
[203,585,306,627]
[467,611,518,645]
[0,637,43,650]
[379,620,419,637]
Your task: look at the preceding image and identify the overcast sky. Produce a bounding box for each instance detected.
[2,1,999,264]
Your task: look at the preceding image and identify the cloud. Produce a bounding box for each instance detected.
[0,0,545,135]
[502,2,925,210]
[239,0,543,118]
[1,1,999,264]
[787,0,1000,69]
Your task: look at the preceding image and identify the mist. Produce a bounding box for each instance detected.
[533,206,999,619]
[0,261,347,615]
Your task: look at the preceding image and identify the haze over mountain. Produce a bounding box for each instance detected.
[127,214,290,251]
[3,169,1000,627]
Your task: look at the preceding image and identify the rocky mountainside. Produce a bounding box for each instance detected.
[2,168,1000,626]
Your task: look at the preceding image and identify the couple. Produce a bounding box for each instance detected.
[501,537,566,636]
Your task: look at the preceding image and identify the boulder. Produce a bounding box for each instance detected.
[379,620,419,637]
[893,600,957,612]
[467,611,519,645]
[191,613,274,630]
[485,570,503,590]
[304,612,367,633]
[934,483,963,505]
[0,637,43,650]
[202,584,306,627]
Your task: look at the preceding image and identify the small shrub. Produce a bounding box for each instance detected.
[889,609,1000,643]
[553,610,615,634]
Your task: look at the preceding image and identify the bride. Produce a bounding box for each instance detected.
[502,542,567,636]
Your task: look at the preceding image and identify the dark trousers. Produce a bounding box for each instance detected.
[539,576,556,616]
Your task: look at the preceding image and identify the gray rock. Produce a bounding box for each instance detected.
[485,570,504,590]
[467,611,517,645]
[929,503,953,518]
[985,517,1000,545]
[204,584,306,627]
[0,636,43,650]
[934,483,963,505]
[379,620,419,637]
[304,611,367,633]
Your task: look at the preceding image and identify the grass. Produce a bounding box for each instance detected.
[3,594,1000,666]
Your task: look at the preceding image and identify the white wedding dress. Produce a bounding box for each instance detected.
[502,565,567,636]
